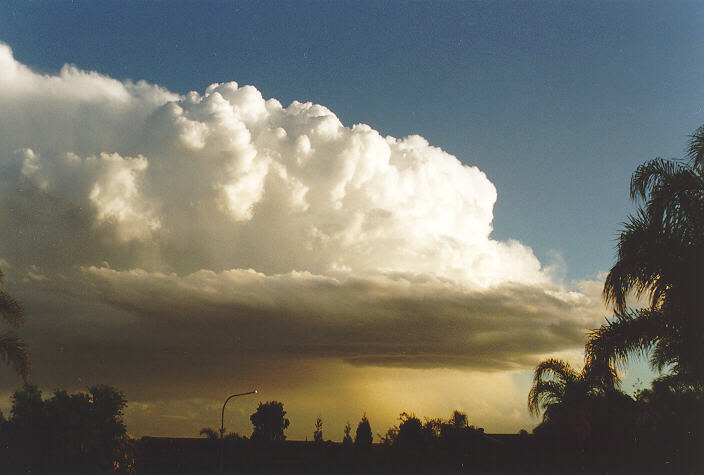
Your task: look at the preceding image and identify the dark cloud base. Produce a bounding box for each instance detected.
[0,268,603,404]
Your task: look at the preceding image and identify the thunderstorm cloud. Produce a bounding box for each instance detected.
[0,44,605,435]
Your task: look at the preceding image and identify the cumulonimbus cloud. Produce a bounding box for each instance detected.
[0,42,605,392]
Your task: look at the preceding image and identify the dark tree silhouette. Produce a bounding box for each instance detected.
[250,401,290,442]
[587,125,704,383]
[634,377,703,462]
[342,421,353,446]
[395,413,432,450]
[200,427,219,440]
[354,414,372,449]
[0,268,29,381]
[200,427,241,440]
[449,410,467,429]
[2,384,130,473]
[528,358,621,442]
[313,416,323,444]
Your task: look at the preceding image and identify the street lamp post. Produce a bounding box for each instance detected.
[220,390,257,475]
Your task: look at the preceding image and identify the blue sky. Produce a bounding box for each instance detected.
[0,1,701,437]
[3,0,702,281]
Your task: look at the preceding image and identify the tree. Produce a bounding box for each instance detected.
[354,414,372,449]
[587,125,704,383]
[313,416,323,444]
[342,421,353,446]
[200,427,241,440]
[436,410,486,455]
[0,268,29,381]
[200,427,219,440]
[394,412,434,450]
[449,410,467,429]
[528,358,620,442]
[633,377,704,467]
[2,384,130,473]
[250,401,289,442]
[376,410,484,453]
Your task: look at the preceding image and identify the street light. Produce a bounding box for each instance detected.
[220,390,257,475]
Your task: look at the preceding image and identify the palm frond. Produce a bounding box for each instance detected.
[604,211,669,312]
[199,427,219,440]
[642,164,703,229]
[649,336,679,373]
[528,379,565,416]
[0,290,25,327]
[687,125,704,169]
[630,158,688,203]
[0,332,30,381]
[582,357,619,391]
[586,309,664,371]
[532,358,578,385]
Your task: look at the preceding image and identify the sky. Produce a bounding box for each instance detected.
[0,1,702,440]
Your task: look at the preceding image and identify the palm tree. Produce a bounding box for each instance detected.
[0,268,29,381]
[199,427,219,440]
[528,359,603,440]
[586,125,704,382]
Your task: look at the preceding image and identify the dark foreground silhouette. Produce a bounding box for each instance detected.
[3,386,701,475]
[136,430,701,475]
[0,384,133,474]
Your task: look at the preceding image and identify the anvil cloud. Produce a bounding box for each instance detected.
[0,44,605,435]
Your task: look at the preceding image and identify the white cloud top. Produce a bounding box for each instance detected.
[0,43,545,286]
